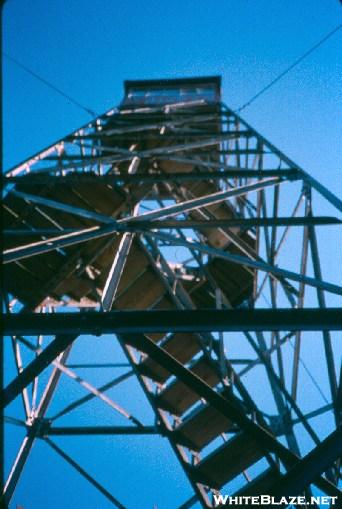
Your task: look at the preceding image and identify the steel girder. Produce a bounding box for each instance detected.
[2,79,342,508]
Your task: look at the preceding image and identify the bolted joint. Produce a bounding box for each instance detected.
[302,182,312,200]
[268,410,293,437]
[26,417,51,439]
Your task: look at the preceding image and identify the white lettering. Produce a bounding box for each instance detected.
[211,493,339,507]
[261,495,271,504]
[228,496,239,505]
[213,494,229,506]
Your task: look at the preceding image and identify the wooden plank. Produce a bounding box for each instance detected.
[151,295,175,310]
[38,185,98,229]
[156,357,220,416]
[173,403,233,451]
[3,264,43,305]
[91,239,150,291]
[113,268,166,310]
[72,182,125,217]
[85,237,122,270]
[192,432,264,489]
[138,333,201,382]
[53,274,96,301]
[208,260,253,306]
[159,159,195,173]
[234,468,281,497]
[116,243,151,293]
[14,254,60,283]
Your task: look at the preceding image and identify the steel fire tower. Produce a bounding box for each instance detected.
[2,77,342,508]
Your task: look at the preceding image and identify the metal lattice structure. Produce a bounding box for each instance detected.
[2,76,342,508]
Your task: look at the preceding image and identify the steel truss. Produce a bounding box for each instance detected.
[2,76,341,508]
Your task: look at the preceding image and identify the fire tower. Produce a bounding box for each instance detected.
[2,77,342,508]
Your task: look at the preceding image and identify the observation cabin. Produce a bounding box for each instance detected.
[121,76,221,107]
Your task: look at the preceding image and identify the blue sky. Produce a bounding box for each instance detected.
[4,0,342,190]
[3,1,342,508]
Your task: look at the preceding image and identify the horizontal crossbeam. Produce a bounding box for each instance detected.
[3,168,300,184]
[3,308,342,336]
[148,231,342,296]
[3,177,284,263]
[2,309,340,411]
[4,216,341,238]
[40,425,158,436]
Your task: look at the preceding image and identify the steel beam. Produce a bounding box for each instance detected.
[51,370,133,421]
[243,331,321,447]
[302,171,342,213]
[3,216,341,238]
[3,308,341,412]
[148,231,342,296]
[7,214,338,263]
[6,220,342,298]
[269,426,342,500]
[3,309,342,339]
[12,178,281,231]
[3,86,342,508]
[11,189,115,224]
[308,210,339,427]
[119,332,340,498]
[101,232,134,311]
[227,104,342,212]
[10,337,31,419]
[45,438,126,509]
[4,333,140,424]
[41,425,157,435]
[3,177,283,264]
[130,177,283,222]
[101,179,139,311]
[3,168,300,184]
[2,435,35,505]
[7,131,264,172]
[1,334,78,408]
[2,347,71,503]
[3,224,114,263]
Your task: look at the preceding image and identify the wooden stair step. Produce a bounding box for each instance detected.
[215,469,281,508]
[113,268,165,310]
[155,357,220,416]
[234,467,281,497]
[138,333,201,383]
[191,432,264,489]
[116,245,150,293]
[173,402,234,451]
[72,182,125,216]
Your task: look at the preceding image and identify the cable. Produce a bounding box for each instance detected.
[289,339,329,405]
[236,23,342,113]
[3,51,97,118]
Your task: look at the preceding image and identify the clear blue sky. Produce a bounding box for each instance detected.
[3,1,342,508]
